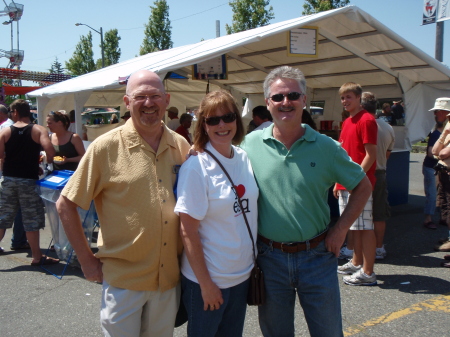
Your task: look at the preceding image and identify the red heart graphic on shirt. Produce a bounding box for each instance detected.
[234,184,246,198]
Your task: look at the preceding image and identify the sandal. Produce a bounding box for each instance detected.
[30,255,60,266]
[424,221,437,230]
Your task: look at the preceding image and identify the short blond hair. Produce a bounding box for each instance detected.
[339,82,362,97]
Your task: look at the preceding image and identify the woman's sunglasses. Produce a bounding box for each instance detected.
[270,92,302,102]
[204,112,237,126]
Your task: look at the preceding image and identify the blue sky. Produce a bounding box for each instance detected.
[1,0,449,74]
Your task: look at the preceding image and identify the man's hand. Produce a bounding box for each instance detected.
[185,146,201,160]
[80,255,103,283]
[200,281,224,311]
[325,225,347,257]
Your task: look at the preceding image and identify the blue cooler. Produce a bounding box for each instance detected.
[37,171,95,263]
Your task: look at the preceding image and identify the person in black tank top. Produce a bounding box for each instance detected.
[0,99,59,266]
[46,111,85,171]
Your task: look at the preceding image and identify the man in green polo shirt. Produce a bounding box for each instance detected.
[240,66,372,337]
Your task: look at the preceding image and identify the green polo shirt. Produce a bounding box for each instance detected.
[241,124,365,242]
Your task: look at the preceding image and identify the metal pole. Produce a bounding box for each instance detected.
[216,20,220,38]
[435,21,444,62]
[100,27,105,68]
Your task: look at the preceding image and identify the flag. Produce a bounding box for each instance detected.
[423,0,439,25]
[437,0,450,21]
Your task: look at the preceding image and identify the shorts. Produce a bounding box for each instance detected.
[0,176,45,231]
[372,170,390,221]
[338,190,373,230]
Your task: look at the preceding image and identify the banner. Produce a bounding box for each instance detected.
[423,0,439,25]
[437,0,450,21]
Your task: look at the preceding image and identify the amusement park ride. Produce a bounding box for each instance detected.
[0,1,72,103]
[0,1,24,69]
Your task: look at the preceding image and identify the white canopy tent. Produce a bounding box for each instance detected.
[29,5,450,148]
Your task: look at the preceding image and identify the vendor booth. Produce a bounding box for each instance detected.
[29,5,450,205]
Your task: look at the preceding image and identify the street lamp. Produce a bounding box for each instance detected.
[75,23,105,68]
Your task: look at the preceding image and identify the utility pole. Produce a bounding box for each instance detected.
[435,21,444,62]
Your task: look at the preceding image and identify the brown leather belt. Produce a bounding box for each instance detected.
[257,231,328,253]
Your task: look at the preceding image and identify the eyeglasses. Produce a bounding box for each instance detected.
[204,112,237,126]
[130,94,163,102]
[269,92,302,102]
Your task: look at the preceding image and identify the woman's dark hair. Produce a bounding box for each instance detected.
[193,91,245,151]
[47,111,71,130]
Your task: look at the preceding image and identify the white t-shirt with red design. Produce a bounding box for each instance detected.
[175,142,259,288]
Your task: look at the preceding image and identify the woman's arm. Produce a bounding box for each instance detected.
[432,123,450,156]
[65,133,86,163]
[180,212,224,311]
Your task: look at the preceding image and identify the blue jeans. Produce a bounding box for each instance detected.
[257,240,343,337]
[11,208,27,248]
[181,274,249,337]
[423,165,437,216]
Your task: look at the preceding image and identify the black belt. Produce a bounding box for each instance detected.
[257,231,328,253]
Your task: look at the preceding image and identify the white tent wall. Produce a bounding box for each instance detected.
[405,83,450,149]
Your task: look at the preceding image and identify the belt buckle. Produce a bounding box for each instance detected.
[280,242,294,253]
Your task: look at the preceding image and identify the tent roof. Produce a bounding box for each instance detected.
[28,5,450,108]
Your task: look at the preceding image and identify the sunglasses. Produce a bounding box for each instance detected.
[270,92,302,102]
[204,112,237,126]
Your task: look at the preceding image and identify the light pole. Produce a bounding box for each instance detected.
[75,23,105,68]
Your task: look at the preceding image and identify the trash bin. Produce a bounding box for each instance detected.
[37,170,95,264]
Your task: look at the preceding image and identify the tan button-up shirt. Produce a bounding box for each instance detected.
[62,121,190,291]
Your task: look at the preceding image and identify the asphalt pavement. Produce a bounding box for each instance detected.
[1,152,449,337]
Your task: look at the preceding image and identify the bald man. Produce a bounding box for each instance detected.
[57,70,190,336]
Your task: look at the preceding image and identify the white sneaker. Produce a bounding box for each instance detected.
[337,260,361,275]
[338,246,353,260]
[376,246,387,260]
[343,269,377,286]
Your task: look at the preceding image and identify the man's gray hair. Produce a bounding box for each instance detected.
[361,92,377,114]
[0,104,8,115]
[263,66,306,98]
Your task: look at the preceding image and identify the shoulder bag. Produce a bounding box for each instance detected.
[204,148,265,306]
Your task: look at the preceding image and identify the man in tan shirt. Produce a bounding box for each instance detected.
[56,70,190,336]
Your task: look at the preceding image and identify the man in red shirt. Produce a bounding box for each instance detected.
[334,82,378,286]
[175,113,193,145]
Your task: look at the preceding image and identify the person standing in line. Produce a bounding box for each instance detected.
[241,66,372,337]
[46,110,85,171]
[423,101,448,229]
[361,92,395,260]
[430,98,450,268]
[334,82,378,287]
[0,99,58,265]
[0,104,29,252]
[56,69,190,336]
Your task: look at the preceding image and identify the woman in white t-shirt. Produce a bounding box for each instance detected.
[175,91,258,336]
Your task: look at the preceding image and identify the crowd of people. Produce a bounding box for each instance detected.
[0,65,448,337]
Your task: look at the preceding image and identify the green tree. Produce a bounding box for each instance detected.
[65,31,96,75]
[96,28,121,69]
[225,0,274,34]
[302,0,350,15]
[140,0,172,55]
[48,57,65,74]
